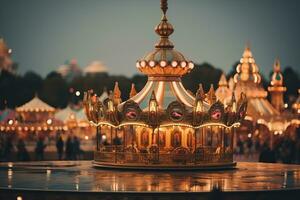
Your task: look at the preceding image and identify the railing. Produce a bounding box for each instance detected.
[94,146,233,166]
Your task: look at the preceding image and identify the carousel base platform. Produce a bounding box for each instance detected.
[1,161,300,200]
[93,161,237,170]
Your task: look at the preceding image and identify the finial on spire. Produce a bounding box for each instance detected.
[155,0,174,49]
[161,0,168,15]
[274,57,281,72]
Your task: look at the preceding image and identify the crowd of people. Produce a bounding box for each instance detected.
[0,135,83,162]
[235,129,300,164]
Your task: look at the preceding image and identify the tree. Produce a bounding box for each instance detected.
[40,71,69,108]
[182,62,223,93]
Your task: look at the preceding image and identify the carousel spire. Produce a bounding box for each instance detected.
[129,83,137,98]
[136,0,194,77]
[206,84,217,105]
[196,84,205,100]
[113,82,122,105]
[155,0,174,49]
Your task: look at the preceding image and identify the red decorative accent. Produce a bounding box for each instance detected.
[211,109,221,120]
[171,110,183,120]
[126,111,137,119]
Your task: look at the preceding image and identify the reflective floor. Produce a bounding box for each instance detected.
[0,161,300,192]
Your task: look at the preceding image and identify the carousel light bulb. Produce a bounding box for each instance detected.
[188,62,194,69]
[136,62,140,68]
[180,61,187,68]
[102,135,107,140]
[149,61,155,67]
[8,119,13,125]
[171,61,178,67]
[46,119,52,125]
[160,60,167,67]
[140,60,146,67]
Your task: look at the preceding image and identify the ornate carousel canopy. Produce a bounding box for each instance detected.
[83,0,247,170]
[16,95,55,113]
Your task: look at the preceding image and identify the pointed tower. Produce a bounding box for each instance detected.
[233,44,268,99]
[216,73,232,106]
[232,43,278,120]
[268,58,286,111]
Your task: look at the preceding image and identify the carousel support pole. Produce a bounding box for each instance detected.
[123,127,125,150]
[210,126,213,147]
[201,128,204,147]
[130,125,134,147]
[270,131,274,150]
[96,125,99,151]
[157,125,160,163]
[194,128,197,164]
[231,127,235,158]
[115,127,118,163]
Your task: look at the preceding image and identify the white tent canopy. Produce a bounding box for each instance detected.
[16,96,55,112]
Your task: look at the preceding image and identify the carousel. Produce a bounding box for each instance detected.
[0,95,66,136]
[83,0,247,170]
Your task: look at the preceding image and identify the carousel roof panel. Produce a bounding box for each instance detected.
[16,96,55,112]
[124,80,210,111]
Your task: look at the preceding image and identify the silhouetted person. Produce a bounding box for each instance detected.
[113,136,122,145]
[56,136,64,160]
[17,138,30,161]
[35,137,46,161]
[73,136,81,160]
[65,136,73,160]
[259,143,276,163]
[3,137,13,161]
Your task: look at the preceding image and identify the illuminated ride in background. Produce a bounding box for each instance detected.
[83,0,247,170]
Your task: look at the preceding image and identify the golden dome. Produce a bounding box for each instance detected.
[136,0,193,77]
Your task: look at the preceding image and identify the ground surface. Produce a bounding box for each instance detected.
[0,161,300,199]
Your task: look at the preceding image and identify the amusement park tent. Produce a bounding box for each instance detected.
[16,96,55,112]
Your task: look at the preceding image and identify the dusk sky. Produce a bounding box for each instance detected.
[1,0,299,77]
